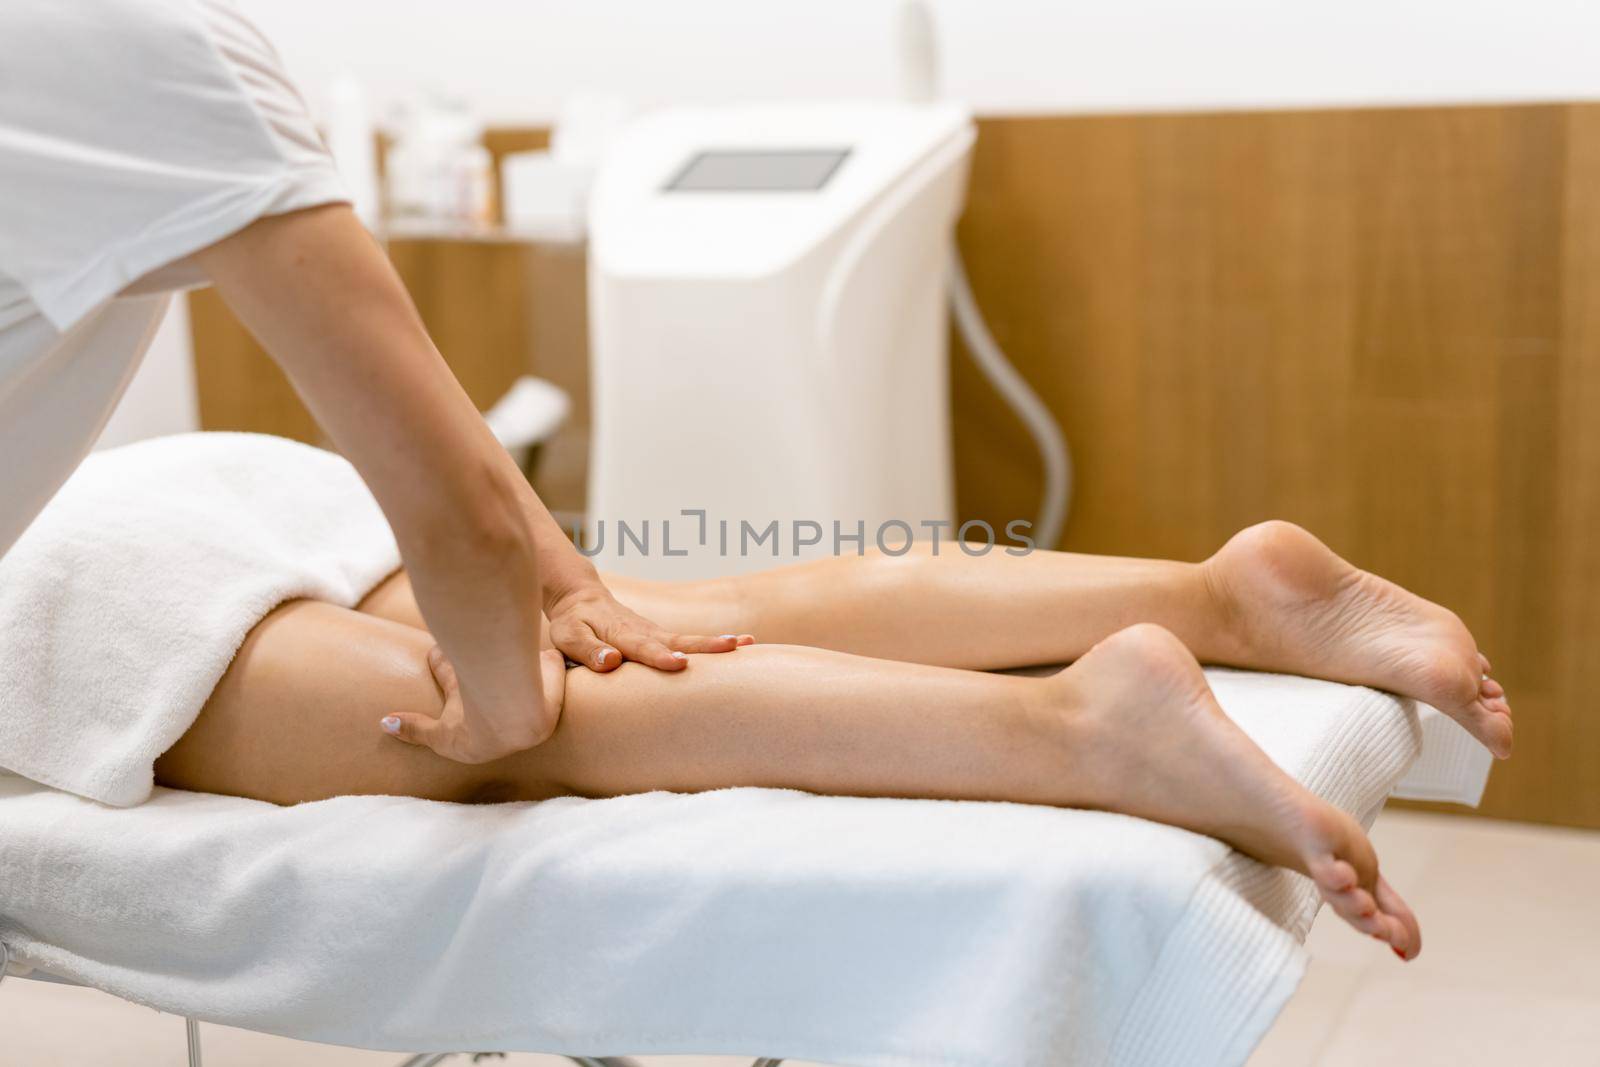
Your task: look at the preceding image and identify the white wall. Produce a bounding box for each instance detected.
[101,0,1600,442]
[236,0,1600,125]
[95,298,199,451]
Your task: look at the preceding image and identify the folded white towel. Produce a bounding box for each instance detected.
[0,433,399,806]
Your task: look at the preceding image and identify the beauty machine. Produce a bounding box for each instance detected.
[587,0,1074,580]
[587,102,979,579]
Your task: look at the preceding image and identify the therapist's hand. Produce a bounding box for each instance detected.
[198,203,748,763]
[545,578,747,672]
[383,646,568,762]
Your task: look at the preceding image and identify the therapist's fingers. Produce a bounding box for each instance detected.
[665,632,745,654]
[551,606,682,671]
[538,648,569,720]
[604,625,743,667]
[426,645,457,693]
[548,591,741,672]
[548,615,621,672]
[606,626,687,671]
[380,708,450,753]
[382,646,567,765]
[380,645,476,759]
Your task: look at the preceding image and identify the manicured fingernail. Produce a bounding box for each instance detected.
[595,648,614,666]
[380,716,401,734]
[671,651,688,661]
[719,634,737,641]
[1392,947,1407,961]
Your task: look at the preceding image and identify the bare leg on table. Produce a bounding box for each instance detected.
[361,520,1511,755]
[157,599,1421,954]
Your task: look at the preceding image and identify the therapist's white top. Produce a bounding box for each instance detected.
[0,0,348,558]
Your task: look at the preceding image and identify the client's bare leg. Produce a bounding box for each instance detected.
[155,604,1420,956]
[361,520,1512,756]
[609,523,1509,756]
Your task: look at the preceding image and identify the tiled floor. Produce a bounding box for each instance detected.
[1248,810,1600,1066]
[4,811,1597,1067]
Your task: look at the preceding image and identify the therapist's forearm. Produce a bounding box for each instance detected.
[196,204,556,749]
[515,471,600,598]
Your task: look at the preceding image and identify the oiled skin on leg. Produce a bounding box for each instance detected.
[153,597,1424,955]
[166,520,1511,807]
[604,527,1510,755]
[156,602,503,805]
[153,520,1518,961]
[155,599,1049,808]
[368,530,1508,758]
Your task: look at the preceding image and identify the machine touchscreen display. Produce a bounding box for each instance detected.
[664,149,851,192]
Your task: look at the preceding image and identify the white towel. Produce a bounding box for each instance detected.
[0,433,400,806]
[0,671,1420,1067]
[1390,705,1492,805]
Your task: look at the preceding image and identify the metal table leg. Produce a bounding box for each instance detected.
[185,1017,203,1067]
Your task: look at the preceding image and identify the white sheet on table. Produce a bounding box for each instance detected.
[0,669,1421,1067]
[1391,705,1492,805]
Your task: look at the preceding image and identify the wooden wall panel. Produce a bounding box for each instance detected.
[1543,105,1600,828]
[192,235,589,511]
[385,237,542,408]
[190,286,320,444]
[192,124,560,447]
[950,105,1598,827]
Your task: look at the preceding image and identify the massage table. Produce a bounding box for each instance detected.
[0,670,1489,1067]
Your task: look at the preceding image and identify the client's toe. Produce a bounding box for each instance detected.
[1319,883,1389,940]
[1375,875,1422,960]
[1467,698,1514,758]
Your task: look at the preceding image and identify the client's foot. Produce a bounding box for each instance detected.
[1045,624,1421,957]
[1204,520,1512,758]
